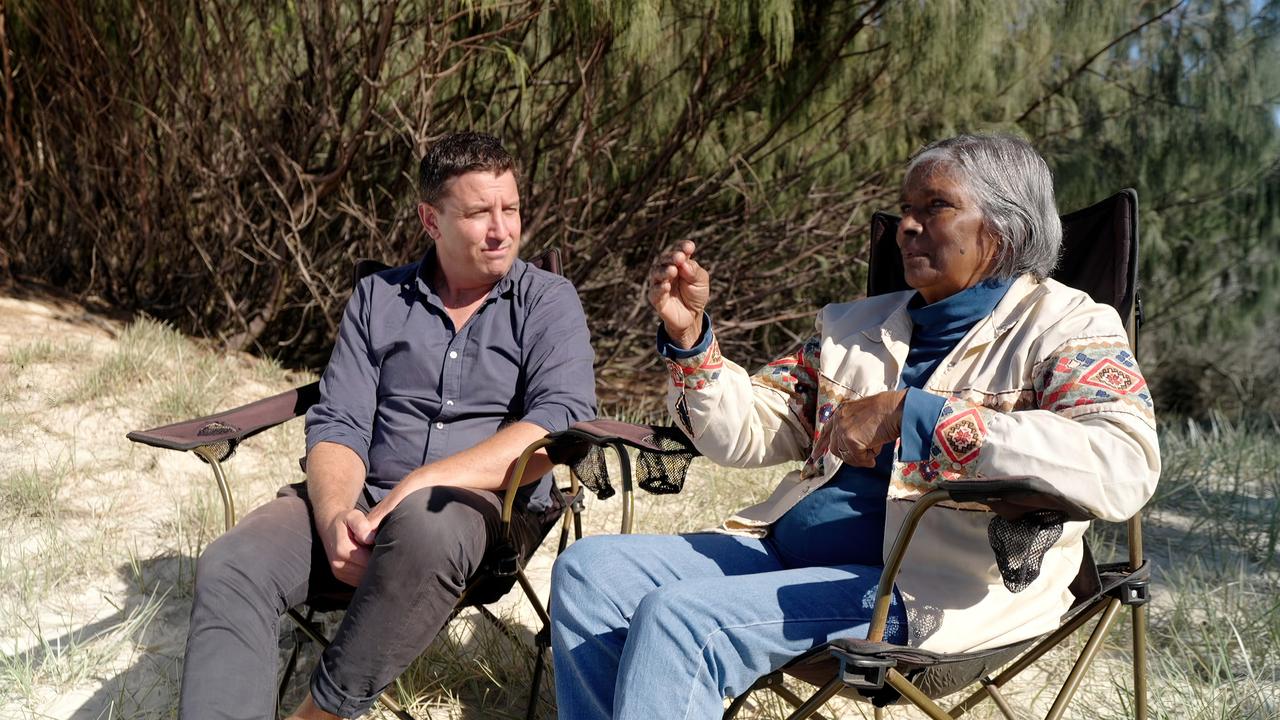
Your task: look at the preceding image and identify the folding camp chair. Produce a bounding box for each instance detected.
[713,189,1152,720]
[125,249,695,719]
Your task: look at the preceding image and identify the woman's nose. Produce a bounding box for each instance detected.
[899,212,922,236]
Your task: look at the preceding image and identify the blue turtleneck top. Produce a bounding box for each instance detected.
[767,277,1015,567]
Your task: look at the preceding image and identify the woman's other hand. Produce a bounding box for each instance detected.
[648,240,710,349]
[815,391,907,468]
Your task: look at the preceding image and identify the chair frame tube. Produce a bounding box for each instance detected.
[752,482,1144,720]
[868,488,950,641]
[1045,598,1123,720]
[193,446,236,532]
[948,599,1107,717]
[1129,515,1148,720]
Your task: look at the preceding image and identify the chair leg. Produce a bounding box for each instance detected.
[1045,598,1124,720]
[526,643,548,720]
[784,677,844,720]
[981,677,1017,720]
[278,608,316,710]
[1133,603,1148,720]
[884,669,951,720]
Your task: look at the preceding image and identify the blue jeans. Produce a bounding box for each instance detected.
[550,533,907,720]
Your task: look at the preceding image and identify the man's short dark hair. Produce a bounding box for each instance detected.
[418,132,516,205]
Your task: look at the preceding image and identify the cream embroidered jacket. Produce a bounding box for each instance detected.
[662,275,1159,653]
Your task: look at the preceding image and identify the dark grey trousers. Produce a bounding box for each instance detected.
[179,482,544,719]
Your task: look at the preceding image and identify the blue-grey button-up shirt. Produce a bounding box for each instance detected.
[305,250,597,511]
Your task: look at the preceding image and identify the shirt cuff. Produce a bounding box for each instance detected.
[656,313,713,359]
[899,388,946,462]
[305,428,371,474]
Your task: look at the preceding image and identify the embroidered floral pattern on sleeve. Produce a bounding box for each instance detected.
[1034,341,1154,423]
[751,335,821,436]
[664,337,725,391]
[900,339,1154,487]
[896,400,998,486]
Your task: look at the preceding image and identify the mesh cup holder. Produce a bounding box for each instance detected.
[567,446,615,500]
[194,421,239,463]
[636,428,696,495]
[555,426,697,499]
[988,509,1066,592]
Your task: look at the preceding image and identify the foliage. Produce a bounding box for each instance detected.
[1,0,1277,412]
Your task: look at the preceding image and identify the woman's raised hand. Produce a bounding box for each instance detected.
[648,241,710,349]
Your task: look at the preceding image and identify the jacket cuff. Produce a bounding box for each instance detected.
[900,388,946,462]
[656,312,713,359]
[657,314,723,391]
[928,398,994,477]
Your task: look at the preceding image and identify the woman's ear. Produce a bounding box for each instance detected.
[980,223,1002,273]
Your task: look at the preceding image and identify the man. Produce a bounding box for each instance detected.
[180,132,597,720]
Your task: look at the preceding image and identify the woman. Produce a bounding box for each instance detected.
[550,134,1159,719]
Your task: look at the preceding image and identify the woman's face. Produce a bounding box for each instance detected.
[896,164,997,304]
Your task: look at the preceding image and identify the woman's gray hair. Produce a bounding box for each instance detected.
[906,134,1062,280]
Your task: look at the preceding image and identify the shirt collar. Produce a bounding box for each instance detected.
[414,246,523,302]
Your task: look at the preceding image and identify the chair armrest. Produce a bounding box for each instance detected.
[500,420,699,535]
[544,419,699,459]
[545,420,698,498]
[868,475,1096,641]
[126,381,321,458]
[937,476,1096,522]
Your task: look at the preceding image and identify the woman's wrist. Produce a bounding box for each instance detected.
[665,320,703,350]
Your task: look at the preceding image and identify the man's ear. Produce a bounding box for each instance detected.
[417,202,440,240]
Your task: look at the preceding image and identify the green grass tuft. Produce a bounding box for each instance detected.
[0,456,73,519]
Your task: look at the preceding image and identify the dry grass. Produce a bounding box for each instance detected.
[0,292,1276,719]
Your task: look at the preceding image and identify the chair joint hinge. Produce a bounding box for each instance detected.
[1111,577,1150,606]
[836,654,895,691]
[490,548,520,578]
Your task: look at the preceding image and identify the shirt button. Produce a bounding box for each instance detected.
[445,400,454,406]
[435,421,444,429]
[448,351,458,359]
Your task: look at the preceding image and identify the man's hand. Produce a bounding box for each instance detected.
[814,390,907,468]
[318,508,374,588]
[648,240,711,349]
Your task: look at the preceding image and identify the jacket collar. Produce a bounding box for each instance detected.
[860,274,1043,348]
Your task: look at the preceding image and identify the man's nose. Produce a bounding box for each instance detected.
[489,209,509,237]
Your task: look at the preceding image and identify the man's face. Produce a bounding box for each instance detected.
[418,170,521,289]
